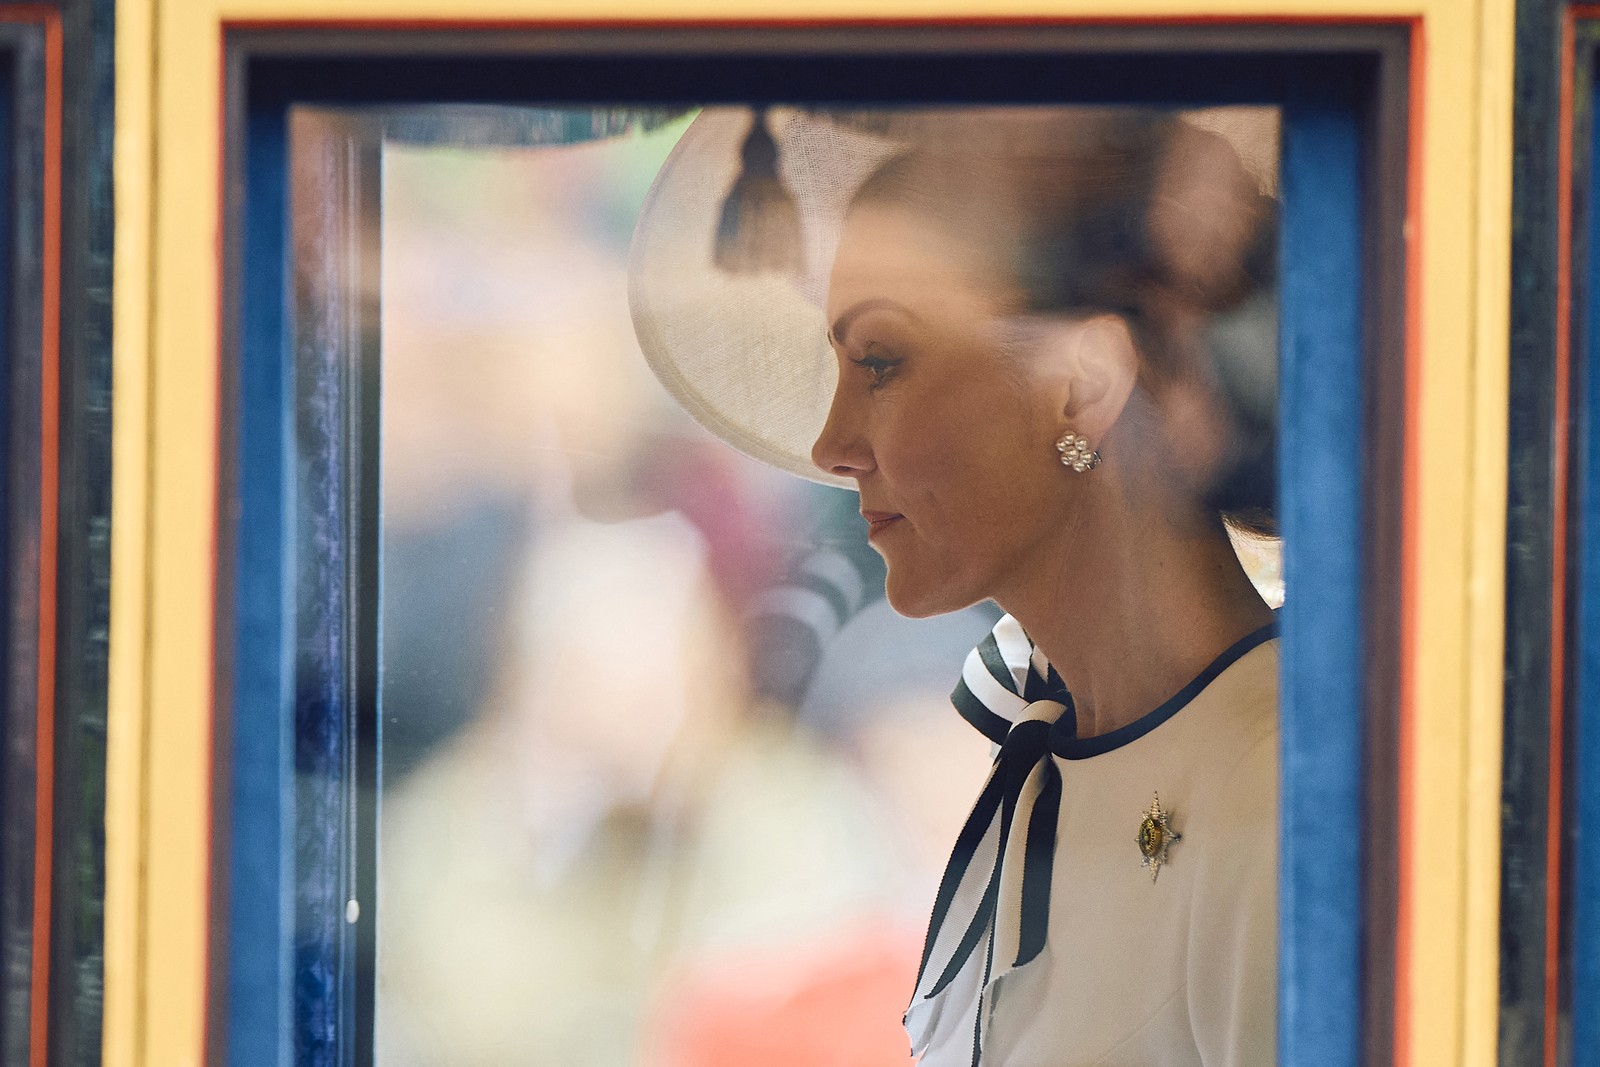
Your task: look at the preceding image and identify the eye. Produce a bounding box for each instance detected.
[850,342,902,389]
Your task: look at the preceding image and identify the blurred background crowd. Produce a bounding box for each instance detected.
[356,113,1280,1065]
[368,116,1004,1066]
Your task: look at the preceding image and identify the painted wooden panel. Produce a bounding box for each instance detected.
[109,3,1516,1067]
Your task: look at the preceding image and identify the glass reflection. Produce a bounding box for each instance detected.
[368,106,1283,1066]
[373,121,1000,1065]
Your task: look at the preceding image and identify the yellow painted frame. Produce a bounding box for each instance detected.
[108,1,1514,1064]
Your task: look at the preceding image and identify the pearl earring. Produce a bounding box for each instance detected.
[1055,431,1101,473]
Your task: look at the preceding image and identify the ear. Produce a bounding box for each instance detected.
[1049,314,1139,440]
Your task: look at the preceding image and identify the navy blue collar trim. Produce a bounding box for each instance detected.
[1046,616,1279,760]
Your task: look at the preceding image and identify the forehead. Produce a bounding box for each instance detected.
[825,203,1015,328]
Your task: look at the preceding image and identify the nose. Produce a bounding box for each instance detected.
[810,380,875,480]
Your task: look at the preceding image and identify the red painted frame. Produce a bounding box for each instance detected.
[1551,8,1597,1066]
[0,6,65,1066]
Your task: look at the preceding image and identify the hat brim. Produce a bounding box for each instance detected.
[629,107,905,490]
[628,105,1280,491]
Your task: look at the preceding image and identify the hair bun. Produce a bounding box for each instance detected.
[1203,292,1279,534]
[1149,121,1278,312]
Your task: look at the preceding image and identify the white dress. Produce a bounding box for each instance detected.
[907,617,1278,1067]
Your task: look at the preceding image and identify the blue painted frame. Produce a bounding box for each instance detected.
[228,98,294,1064]
[230,97,384,1066]
[1278,85,1366,1067]
[1571,63,1600,1067]
[224,31,1400,1067]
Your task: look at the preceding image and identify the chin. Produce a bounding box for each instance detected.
[882,569,982,619]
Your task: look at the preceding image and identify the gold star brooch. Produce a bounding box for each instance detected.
[1137,793,1181,882]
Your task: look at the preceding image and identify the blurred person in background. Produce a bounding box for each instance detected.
[377,433,976,1065]
[644,597,998,1067]
[373,132,988,1065]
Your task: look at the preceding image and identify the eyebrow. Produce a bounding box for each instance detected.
[827,299,919,347]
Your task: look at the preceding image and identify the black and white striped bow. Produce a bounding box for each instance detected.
[906,615,1074,1066]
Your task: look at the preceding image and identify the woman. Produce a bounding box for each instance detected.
[630,106,1281,1067]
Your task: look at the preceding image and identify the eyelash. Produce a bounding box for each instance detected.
[851,344,901,389]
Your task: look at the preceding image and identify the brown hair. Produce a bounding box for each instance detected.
[848,109,1279,534]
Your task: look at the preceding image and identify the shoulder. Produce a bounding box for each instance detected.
[1213,635,1278,737]
[1181,643,1280,1065]
[1189,636,1279,799]
[1183,637,1279,867]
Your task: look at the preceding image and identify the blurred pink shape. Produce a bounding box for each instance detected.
[647,921,923,1066]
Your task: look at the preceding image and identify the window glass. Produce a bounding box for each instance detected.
[376,115,987,1063]
[287,103,1285,1065]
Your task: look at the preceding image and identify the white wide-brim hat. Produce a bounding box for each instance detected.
[628,106,1279,490]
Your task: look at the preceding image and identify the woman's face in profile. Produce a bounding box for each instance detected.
[813,203,1082,618]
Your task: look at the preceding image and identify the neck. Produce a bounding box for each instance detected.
[994,490,1272,740]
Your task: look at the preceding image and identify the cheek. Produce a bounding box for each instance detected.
[886,386,1053,542]
[881,390,984,497]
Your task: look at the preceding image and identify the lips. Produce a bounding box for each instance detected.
[861,509,904,536]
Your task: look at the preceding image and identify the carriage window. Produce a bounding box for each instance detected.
[227,34,1403,1064]
[284,101,1293,1065]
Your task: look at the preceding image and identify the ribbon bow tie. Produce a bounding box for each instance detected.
[905,615,1073,1066]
